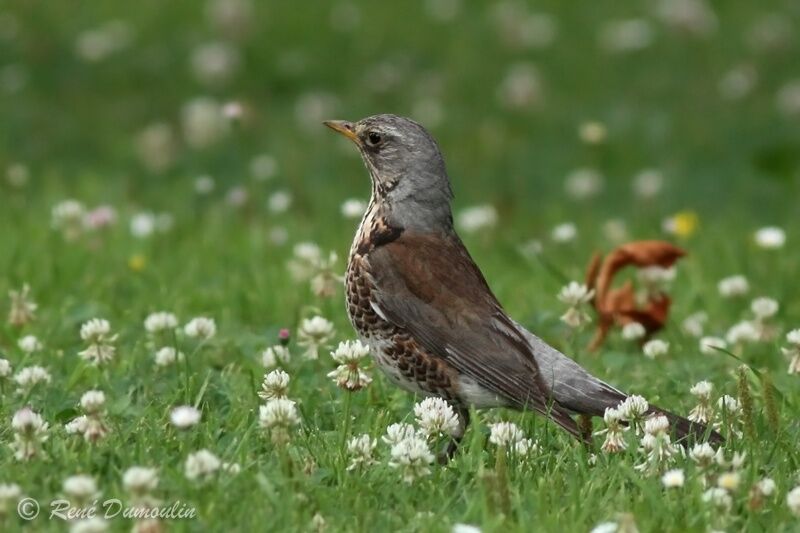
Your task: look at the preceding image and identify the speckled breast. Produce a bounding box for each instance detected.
[344,252,458,401]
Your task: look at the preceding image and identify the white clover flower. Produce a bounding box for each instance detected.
[259,399,300,428]
[78,344,116,365]
[564,167,603,198]
[700,336,727,355]
[784,328,800,374]
[681,311,707,337]
[184,317,216,340]
[184,449,221,482]
[414,398,460,438]
[452,524,482,533]
[13,365,52,392]
[689,443,716,467]
[551,222,577,243]
[259,399,300,445]
[267,190,292,213]
[52,199,86,239]
[715,449,747,470]
[754,226,786,249]
[8,284,37,327]
[514,438,539,456]
[297,316,335,360]
[703,488,732,509]
[309,251,343,299]
[65,416,88,435]
[0,482,22,505]
[755,478,776,497]
[631,168,662,198]
[621,322,646,341]
[347,434,377,470]
[78,318,117,365]
[122,466,159,494]
[63,475,99,501]
[250,153,278,181]
[170,405,201,429]
[11,407,48,434]
[726,320,759,345]
[497,63,542,109]
[287,242,322,282]
[17,334,42,353]
[558,281,594,306]
[690,380,713,398]
[751,297,779,319]
[457,205,498,233]
[717,395,740,414]
[10,407,50,456]
[718,275,749,298]
[718,472,740,491]
[261,345,291,368]
[557,282,595,328]
[0,358,12,378]
[130,212,156,238]
[327,340,372,391]
[383,423,420,446]
[688,380,715,423]
[617,395,649,432]
[154,346,183,367]
[136,122,175,172]
[636,433,673,470]
[182,96,227,149]
[643,339,669,359]
[258,369,290,400]
[340,198,367,219]
[786,486,800,516]
[636,416,678,475]
[389,435,435,483]
[714,396,742,437]
[488,421,525,447]
[644,415,670,435]
[222,462,241,475]
[80,318,111,342]
[144,311,178,333]
[80,390,106,414]
[590,522,619,533]
[662,469,685,488]
[194,175,215,194]
[595,407,628,453]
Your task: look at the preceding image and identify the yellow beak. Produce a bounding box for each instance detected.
[323,120,359,143]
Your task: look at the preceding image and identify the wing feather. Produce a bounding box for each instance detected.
[367,231,582,438]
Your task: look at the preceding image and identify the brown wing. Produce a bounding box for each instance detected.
[367,230,582,439]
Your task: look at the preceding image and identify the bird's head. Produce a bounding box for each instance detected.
[324,114,453,231]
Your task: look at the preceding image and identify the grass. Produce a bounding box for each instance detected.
[1,1,800,531]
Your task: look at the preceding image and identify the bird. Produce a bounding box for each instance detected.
[324,114,722,458]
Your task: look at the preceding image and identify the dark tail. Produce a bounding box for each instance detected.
[650,405,725,447]
[559,379,725,447]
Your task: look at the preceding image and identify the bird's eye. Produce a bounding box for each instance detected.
[366,132,382,146]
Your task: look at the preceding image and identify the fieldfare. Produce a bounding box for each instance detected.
[324,114,722,457]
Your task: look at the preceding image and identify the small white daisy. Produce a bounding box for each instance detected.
[184,317,216,340]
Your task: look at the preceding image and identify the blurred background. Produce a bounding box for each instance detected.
[1,0,799,326]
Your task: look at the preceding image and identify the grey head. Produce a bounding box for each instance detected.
[324,114,454,232]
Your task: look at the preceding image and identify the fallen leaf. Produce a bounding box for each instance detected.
[586,240,685,351]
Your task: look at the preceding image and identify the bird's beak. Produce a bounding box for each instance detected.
[323,120,359,143]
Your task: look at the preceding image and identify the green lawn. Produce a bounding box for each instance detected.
[1,1,799,531]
